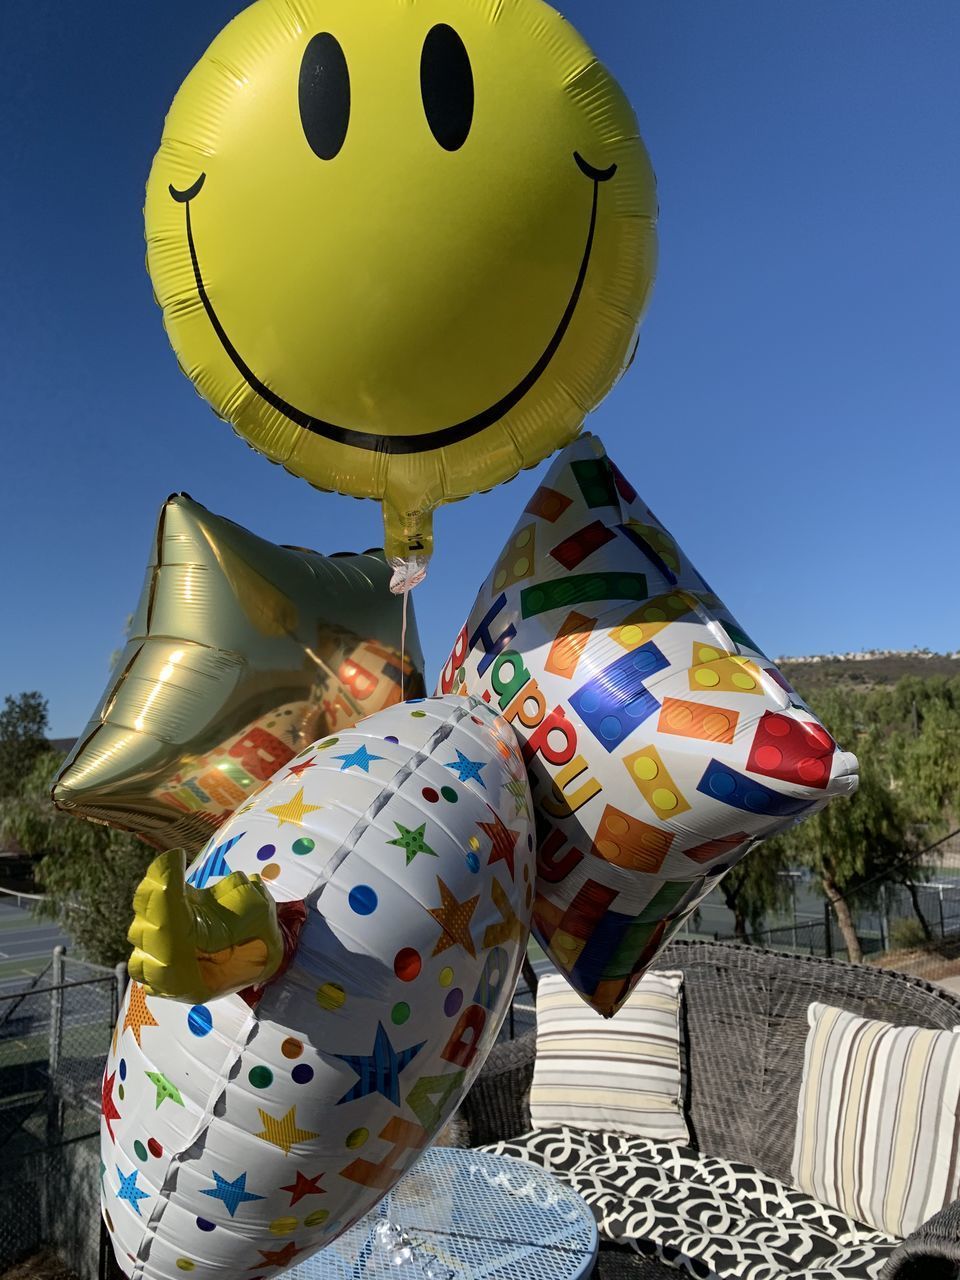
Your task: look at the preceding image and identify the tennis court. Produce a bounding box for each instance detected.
[0,896,70,995]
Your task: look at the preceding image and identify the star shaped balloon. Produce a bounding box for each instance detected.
[53,494,425,853]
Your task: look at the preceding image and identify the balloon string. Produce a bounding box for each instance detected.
[400,582,410,703]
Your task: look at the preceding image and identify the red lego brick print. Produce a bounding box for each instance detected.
[747,712,835,790]
[550,521,615,571]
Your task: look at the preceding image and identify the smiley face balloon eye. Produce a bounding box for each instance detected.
[420,24,474,152]
[146,0,660,575]
[299,32,351,160]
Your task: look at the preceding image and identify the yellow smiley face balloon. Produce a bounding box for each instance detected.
[145,0,657,573]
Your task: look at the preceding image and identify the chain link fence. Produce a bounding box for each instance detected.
[5,889,956,1274]
[0,948,123,1273]
[717,874,960,988]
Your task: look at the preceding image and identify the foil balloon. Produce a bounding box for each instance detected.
[54,495,425,854]
[101,696,534,1279]
[144,0,658,580]
[438,436,859,1017]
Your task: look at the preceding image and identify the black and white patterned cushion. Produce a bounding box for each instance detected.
[479,1127,898,1279]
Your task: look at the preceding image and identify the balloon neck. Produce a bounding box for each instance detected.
[383,500,433,593]
[389,556,429,595]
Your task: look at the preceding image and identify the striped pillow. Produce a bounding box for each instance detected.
[792,1002,960,1238]
[531,970,689,1143]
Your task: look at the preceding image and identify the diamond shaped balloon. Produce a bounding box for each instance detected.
[438,435,858,1015]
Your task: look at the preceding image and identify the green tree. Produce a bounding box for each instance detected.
[885,678,960,835]
[0,691,49,800]
[718,840,792,942]
[0,752,153,966]
[767,683,949,963]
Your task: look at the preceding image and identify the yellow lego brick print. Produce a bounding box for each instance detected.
[688,643,764,695]
[612,591,698,651]
[622,746,692,821]
[492,524,537,592]
[550,929,587,972]
[623,519,682,577]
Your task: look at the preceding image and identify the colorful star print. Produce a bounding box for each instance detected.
[200,1170,265,1217]
[387,821,437,866]
[267,787,322,828]
[253,1242,303,1269]
[504,777,530,818]
[254,1105,319,1155]
[444,750,487,787]
[187,833,245,888]
[478,809,521,880]
[122,982,159,1048]
[101,1070,120,1143]
[116,1166,150,1216]
[145,1070,184,1109]
[281,1170,325,1206]
[335,745,385,773]
[333,1021,425,1107]
[428,877,479,958]
[286,760,316,779]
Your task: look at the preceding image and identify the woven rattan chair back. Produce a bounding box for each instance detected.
[657,939,960,1182]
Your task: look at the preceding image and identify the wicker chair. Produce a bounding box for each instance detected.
[458,939,960,1280]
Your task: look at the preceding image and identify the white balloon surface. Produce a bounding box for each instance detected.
[101,696,534,1279]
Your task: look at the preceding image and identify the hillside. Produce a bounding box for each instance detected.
[778,650,960,696]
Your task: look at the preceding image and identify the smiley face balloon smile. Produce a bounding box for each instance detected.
[168,149,616,453]
[146,0,658,569]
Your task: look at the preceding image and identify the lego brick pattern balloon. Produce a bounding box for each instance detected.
[101,696,534,1279]
[438,436,858,1017]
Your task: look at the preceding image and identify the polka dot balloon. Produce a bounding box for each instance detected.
[100,694,534,1278]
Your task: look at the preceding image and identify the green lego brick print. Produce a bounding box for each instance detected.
[520,573,649,619]
[571,459,619,509]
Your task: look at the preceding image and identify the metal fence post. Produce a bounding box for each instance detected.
[114,961,129,1024]
[823,904,834,959]
[939,887,946,940]
[48,945,65,1079]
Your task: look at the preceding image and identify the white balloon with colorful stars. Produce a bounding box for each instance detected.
[101,695,534,1279]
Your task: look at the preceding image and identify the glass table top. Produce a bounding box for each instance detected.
[287,1145,598,1280]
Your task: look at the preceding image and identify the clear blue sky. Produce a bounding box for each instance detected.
[1,1,957,738]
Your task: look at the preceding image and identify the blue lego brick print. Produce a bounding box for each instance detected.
[569,908,639,990]
[569,643,670,752]
[697,761,816,818]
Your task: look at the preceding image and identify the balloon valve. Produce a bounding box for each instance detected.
[389,557,429,595]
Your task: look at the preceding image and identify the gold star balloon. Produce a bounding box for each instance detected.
[54,495,425,853]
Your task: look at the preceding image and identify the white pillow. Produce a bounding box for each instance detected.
[793,1002,960,1237]
[531,970,689,1143]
